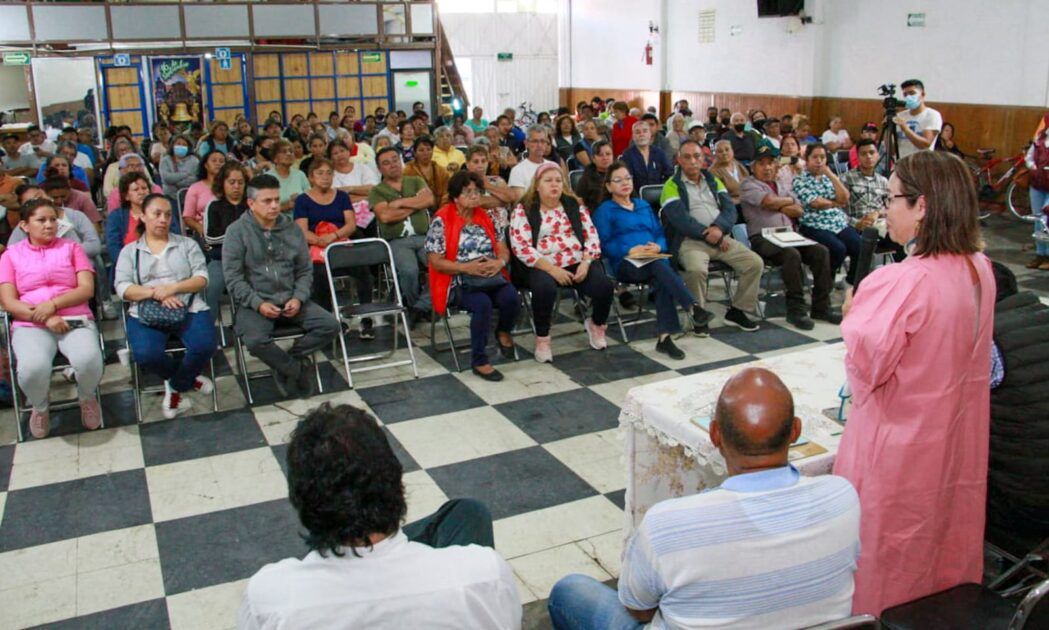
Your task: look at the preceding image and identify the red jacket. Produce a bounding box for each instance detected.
[611,115,638,158]
[427,203,509,315]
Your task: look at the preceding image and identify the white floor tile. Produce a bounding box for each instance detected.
[643,335,748,370]
[0,537,77,591]
[8,425,143,491]
[146,447,287,522]
[0,574,77,628]
[166,578,248,630]
[76,557,165,616]
[75,524,159,574]
[514,573,539,605]
[588,371,680,408]
[543,429,625,494]
[452,360,580,406]
[403,470,450,526]
[575,530,625,579]
[387,406,537,469]
[510,543,613,601]
[493,495,624,560]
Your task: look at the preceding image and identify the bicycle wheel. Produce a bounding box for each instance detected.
[1007,180,1035,222]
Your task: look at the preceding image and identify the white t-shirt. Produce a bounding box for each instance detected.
[896,107,943,158]
[19,139,57,156]
[237,531,522,629]
[508,159,557,190]
[821,129,850,147]
[333,163,379,189]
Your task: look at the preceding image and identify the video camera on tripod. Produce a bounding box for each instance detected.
[875,84,905,172]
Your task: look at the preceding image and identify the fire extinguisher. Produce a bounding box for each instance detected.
[643,42,653,66]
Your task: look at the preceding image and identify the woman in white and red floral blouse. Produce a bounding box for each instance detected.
[509,163,615,363]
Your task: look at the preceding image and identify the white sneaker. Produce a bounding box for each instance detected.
[162,381,192,419]
[534,336,553,363]
[192,375,214,395]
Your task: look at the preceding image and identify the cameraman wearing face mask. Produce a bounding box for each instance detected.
[893,79,942,158]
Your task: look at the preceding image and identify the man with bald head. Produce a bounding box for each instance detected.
[549,368,860,629]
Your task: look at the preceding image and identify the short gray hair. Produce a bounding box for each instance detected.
[433,125,452,140]
[118,152,144,169]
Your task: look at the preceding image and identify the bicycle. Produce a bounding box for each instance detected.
[515,101,537,129]
[967,147,1033,222]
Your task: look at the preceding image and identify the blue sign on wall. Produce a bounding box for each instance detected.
[114,53,131,67]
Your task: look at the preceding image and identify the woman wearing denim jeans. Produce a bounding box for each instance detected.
[115,194,217,420]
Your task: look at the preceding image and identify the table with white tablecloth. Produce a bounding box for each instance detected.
[620,342,849,536]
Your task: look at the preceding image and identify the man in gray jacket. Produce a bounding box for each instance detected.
[222,174,340,397]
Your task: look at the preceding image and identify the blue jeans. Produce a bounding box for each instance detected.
[126,310,218,392]
[799,225,863,285]
[615,259,695,334]
[548,574,644,630]
[1032,187,1049,256]
[453,282,520,368]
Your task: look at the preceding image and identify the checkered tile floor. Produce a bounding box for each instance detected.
[0,275,852,629]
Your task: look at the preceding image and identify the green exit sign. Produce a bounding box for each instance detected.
[497,52,513,61]
[362,52,382,63]
[3,51,31,66]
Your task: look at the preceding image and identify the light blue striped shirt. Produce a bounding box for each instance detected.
[619,465,860,629]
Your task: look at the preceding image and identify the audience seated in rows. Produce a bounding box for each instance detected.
[740,145,837,330]
[266,140,310,213]
[848,122,880,168]
[776,134,806,193]
[661,141,762,335]
[427,170,519,381]
[202,161,250,315]
[609,102,637,158]
[223,175,341,399]
[719,112,757,163]
[549,367,861,629]
[403,136,449,209]
[115,193,216,419]
[509,163,613,362]
[432,126,466,172]
[106,153,163,213]
[0,198,103,438]
[594,162,701,360]
[821,116,853,153]
[792,143,861,286]
[369,147,436,324]
[180,150,224,235]
[709,140,748,204]
[106,172,181,269]
[2,133,42,177]
[508,127,557,200]
[159,135,200,198]
[621,121,673,195]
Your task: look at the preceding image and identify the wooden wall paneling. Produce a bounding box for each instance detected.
[111,111,143,135]
[337,77,361,98]
[209,58,243,83]
[361,54,387,75]
[309,52,333,76]
[106,85,140,111]
[362,76,387,98]
[311,77,335,100]
[363,98,387,115]
[253,54,280,77]
[282,53,308,77]
[107,68,140,85]
[211,85,243,112]
[336,52,360,77]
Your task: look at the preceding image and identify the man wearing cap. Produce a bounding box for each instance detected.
[740,144,835,331]
[661,140,763,334]
[763,117,783,150]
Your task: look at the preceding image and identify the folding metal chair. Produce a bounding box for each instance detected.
[324,239,418,388]
[430,284,522,372]
[228,300,324,405]
[3,310,105,442]
[569,169,584,191]
[200,206,229,347]
[119,301,219,423]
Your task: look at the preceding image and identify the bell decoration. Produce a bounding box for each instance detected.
[171,102,193,123]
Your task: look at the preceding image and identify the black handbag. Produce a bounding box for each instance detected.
[135,249,193,331]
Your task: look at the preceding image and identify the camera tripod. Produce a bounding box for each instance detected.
[876,108,900,176]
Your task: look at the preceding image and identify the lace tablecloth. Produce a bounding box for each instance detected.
[620,343,848,536]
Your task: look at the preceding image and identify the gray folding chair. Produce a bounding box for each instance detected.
[120,300,219,422]
[3,310,106,442]
[324,239,418,388]
[569,169,583,191]
[228,300,324,405]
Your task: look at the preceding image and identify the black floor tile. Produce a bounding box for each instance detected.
[824,337,843,344]
[495,389,620,443]
[384,428,420,473]
[155,499,304,595]
[35,598,170,630]
[710,320,816,354]
[357,373,485,423]
[427,446,598,520]
[604,489,626,511]
[551,344,668,387]
[272,443,289,477]
[0,469,152,552]
[0,443,13,492]
[676,354,759,376]
[98,390,149,429]
[139,407,268,467]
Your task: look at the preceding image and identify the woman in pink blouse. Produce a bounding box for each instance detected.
[181,150,225,237]
[509,163,614,362]
[0,199,103,438]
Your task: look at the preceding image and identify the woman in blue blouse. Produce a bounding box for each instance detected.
[293,158,375,339]
[791,143,861,285]
[593,162,701,361]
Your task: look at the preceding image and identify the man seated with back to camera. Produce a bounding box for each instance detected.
[222,174,341,399]
[841,138,904,260]
[547,367,860,630]
[237,403,521,629]
[740,145,836,331]
[661,140,763,335]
